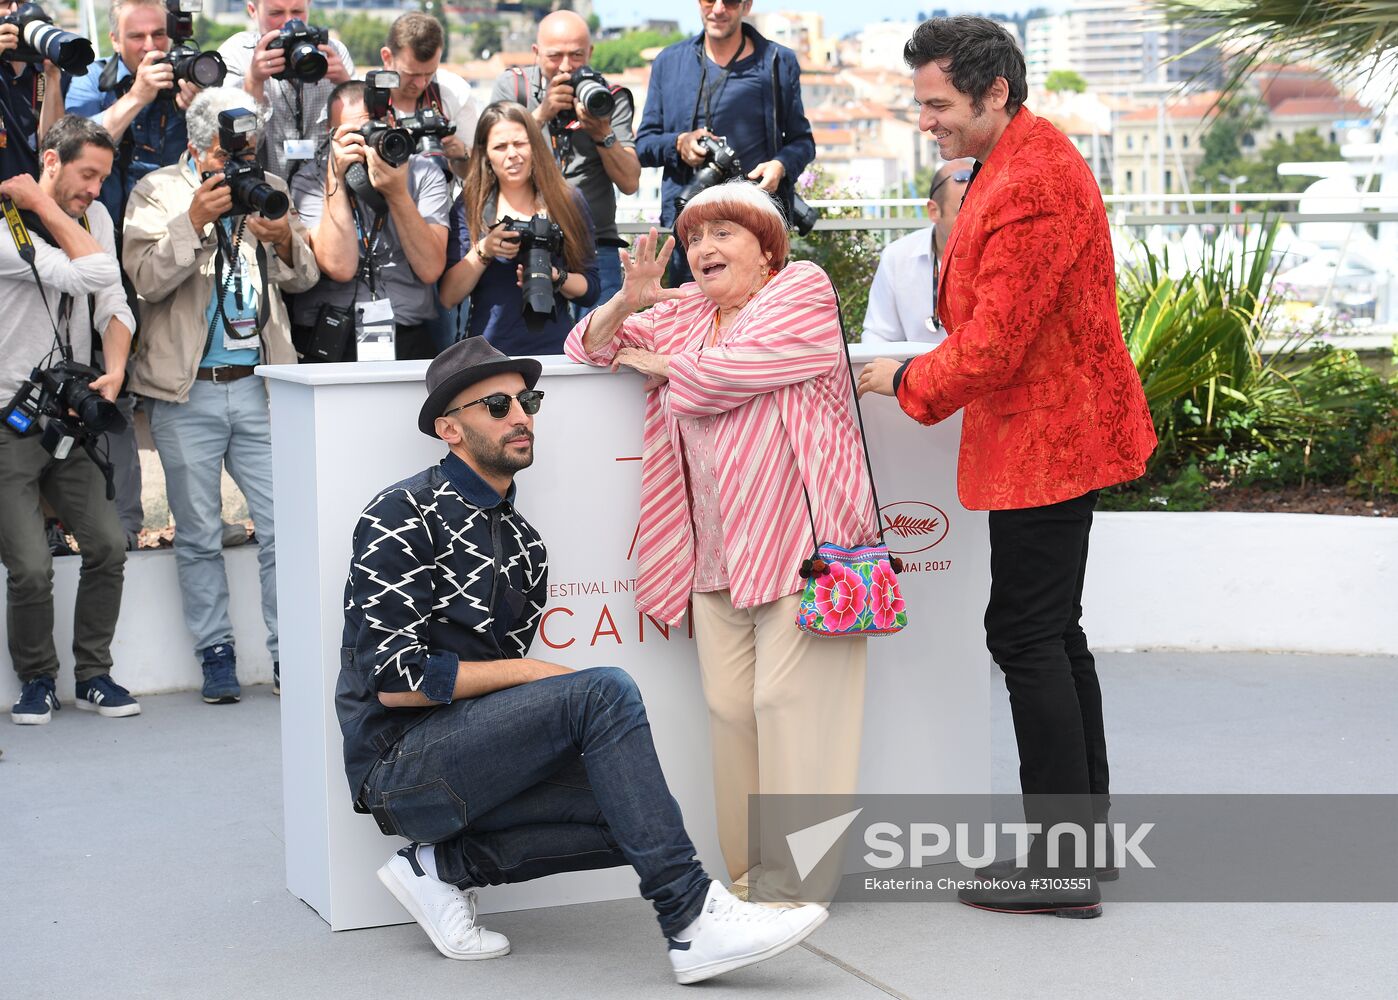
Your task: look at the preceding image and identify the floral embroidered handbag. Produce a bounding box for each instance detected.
[790,285,907,638]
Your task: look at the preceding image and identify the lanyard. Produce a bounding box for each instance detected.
[350,197,388,298]
[691,37,748,132]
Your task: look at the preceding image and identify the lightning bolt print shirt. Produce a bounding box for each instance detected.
[336,453,548,801]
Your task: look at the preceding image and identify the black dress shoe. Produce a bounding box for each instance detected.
[958,867,1102,918]
[976,855,1120,882]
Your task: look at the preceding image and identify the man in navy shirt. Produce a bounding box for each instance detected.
[0,0,64,179]
[636,0,814,282]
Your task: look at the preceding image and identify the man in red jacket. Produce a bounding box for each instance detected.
[860,16,1156,917]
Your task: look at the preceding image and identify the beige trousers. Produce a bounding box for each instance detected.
[691,590,867,900]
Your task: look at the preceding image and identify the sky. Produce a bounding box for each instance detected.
[589,1,1043,42]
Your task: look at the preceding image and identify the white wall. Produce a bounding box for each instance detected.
[1084,512,1398,655]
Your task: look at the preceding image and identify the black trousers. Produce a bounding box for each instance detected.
[985,490,1109,853]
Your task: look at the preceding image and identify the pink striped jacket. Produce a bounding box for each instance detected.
[565,260,879,625]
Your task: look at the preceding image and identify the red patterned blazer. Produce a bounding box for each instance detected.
[896,107,1156,510]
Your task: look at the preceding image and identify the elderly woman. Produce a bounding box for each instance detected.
[440,101,598,355]
[564,183,877,900]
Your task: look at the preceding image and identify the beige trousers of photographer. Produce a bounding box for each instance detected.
[691,590,867,902]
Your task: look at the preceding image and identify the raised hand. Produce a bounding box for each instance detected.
[619,228,685,311]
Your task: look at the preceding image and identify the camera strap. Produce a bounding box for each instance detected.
[209,217,270,344]
[5,198,87,362]
[349,195,387,299]
[691,36,747,134]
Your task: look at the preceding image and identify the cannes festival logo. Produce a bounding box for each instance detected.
[880,501,950,555]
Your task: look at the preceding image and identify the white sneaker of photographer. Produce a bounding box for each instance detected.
[377,845,511,961]
[668,880,828,985]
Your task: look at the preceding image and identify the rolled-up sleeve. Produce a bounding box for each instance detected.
[347,489,458,704]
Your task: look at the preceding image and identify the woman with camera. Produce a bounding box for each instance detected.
[439,101,598,355]
[564,182,878,903]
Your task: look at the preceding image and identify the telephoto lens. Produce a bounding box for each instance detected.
[270,18,329,83]
[166,43,227,89]
[229,168,289,220]
[1,3,94,73]
[569,67,615,118]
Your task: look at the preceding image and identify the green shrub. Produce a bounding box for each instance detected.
[1350,408,1398,497]
[789,167,882,339]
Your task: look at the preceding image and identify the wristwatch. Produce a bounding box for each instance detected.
[599,132,617,149]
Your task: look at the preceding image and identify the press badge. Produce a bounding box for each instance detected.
[355,298,396,361]
[222,258,259,351]
[284,139,316,161]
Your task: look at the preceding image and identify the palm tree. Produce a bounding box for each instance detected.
[1165,0,1398,101]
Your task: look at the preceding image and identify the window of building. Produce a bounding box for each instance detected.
[1127,134,1134,150]
[1182,134,1189,149]
[1164,169,1172,192]
[1166,134,1173,149]
[1125,170,1133,192]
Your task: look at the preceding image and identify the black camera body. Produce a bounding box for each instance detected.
[397,107,455,159]
[201,108,288,220]
[566,66,614,120]
[1,3,94,73]
[500,215,565,330]
[158,0,226,93]
[268,18,329,83]
[676,135,743,211]
[357,120,413,168]
[3,360,125,454]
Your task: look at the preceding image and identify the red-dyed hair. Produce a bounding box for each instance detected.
[674,181,790,270]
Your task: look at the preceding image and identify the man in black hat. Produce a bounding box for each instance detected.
[336,338,828,982]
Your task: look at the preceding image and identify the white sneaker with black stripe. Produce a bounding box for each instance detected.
[669,880,828,985]
[377,845,510,961]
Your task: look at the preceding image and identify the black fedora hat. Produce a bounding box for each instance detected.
[418,338,543,437]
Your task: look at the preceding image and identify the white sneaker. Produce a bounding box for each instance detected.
[377,845,511,961]
[669,880,829,985]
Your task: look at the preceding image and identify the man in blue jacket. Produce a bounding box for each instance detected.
[636,0,814,282]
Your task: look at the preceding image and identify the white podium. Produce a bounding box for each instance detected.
[261,344,991,931]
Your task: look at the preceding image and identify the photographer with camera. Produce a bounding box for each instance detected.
[439,102,597,356]
[289,75,449,362]
[66,0,219,224]
[219,0,352,182]
[1,0,86,180]
[1,115,138,725]
[636,0,814,282]
[490,10,638,314]
[380,12,476,183]
[121,86,316,704]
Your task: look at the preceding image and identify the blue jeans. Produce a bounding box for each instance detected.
[147,377,278,658]
[360,666,710,937]
[574,245,622,320]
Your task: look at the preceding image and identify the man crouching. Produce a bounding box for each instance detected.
[337,337,827,984]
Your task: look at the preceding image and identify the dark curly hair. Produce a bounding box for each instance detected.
[903,16,1027,117]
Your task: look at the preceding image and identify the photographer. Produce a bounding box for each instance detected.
[1,0,69,179]
[636,0,814,282]
[290,77,449,362]
[219,0,353,182]
[439,101,597,356]
[380,11,476,182]
[1,115,138,725]
[490,10,638,312]
[122,86,317,704]
[66,0,211,224]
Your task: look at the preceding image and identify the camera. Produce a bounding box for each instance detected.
[567,66,614,120]
[158,0,226,92]
[267,18,329,83]
[1,3,94,73]
[397,107,455,160]
[345,71,409,213]
[500,215,565,330]
[788,194,818,237]
[3,361,125,463]
[675,135,743,211]
[200,108,288,220]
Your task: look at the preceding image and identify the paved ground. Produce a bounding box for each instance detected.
[3,652,1395,1000]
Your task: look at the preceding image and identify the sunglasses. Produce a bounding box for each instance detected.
[929,168,974,199]
[443,390,545,420]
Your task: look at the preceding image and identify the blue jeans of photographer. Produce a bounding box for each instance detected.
[359,666,710,938]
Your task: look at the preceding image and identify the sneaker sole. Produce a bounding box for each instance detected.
[202,694,241,704]
[959,898,1104,919]
[377,861,511,961]
[75,700,142,718]
[10,711,52,725]
[674,906,829,985]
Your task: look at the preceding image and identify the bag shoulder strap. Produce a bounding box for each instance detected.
[772,276,889,557]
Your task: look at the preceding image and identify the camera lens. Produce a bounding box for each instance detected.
[20,14,94,73]
[67,386,125,433]
[185,50,227,88]
[373,129,413,167]
[288,41,327,83]
[574,78,614,118]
